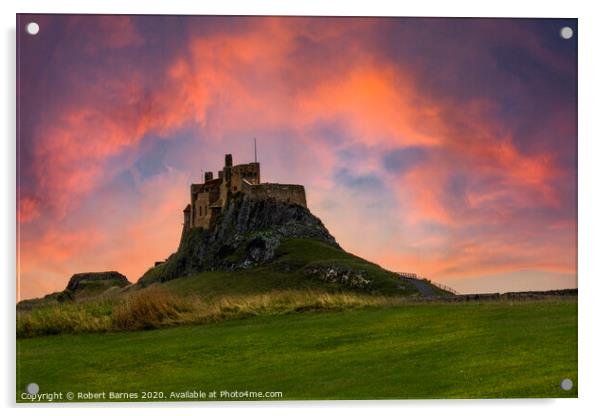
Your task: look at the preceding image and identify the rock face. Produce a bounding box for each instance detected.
[140,194,339,284]
[66,271,130,292]
[305,265,372,289]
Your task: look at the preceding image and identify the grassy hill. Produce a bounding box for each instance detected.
[18,238,441,338]
[142,238,421,297]
[17,194,451,338]
[17,298,577,401]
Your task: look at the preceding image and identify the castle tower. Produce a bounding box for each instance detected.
[204,171,213,182]
[224,154,233,185]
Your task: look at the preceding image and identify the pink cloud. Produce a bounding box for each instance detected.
[17,16,577,298]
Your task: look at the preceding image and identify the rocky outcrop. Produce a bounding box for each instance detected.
[304,265,372,289]
[140,193,339,284]
[66,271,130,292]
[17,271,130,310]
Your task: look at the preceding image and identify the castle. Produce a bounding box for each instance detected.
[182,154,307,231]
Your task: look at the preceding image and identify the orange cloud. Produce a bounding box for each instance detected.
[17,16,576,299]
[18,196,40,223]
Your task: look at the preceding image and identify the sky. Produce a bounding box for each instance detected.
[17,15,577,299]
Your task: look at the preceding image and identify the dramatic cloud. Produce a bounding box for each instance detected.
[17,15,577,299]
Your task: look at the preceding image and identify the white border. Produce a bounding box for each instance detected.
[2,1,601,415]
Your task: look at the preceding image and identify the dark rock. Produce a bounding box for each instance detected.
[139,194,339,284]
[56,290,74,303]
[66,271,130,292]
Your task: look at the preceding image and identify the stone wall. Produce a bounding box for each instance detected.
[193,191,212,229]
[243,182,307,207]
[230,162,260,191]
[192,183,220,229]
[413,288,577,302]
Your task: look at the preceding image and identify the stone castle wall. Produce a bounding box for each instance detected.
[230,162,260,191]
[193,191,212,229]
[242,181,307,207]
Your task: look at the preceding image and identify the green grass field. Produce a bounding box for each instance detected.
[17,298,577,401]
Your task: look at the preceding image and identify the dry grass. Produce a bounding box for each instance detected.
[16,301,114,337]
[112,290,193,330]
[17,289,397,338]
[188,290,393,324]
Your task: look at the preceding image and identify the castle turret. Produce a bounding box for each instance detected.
[224,154,233,184]
[204,171,213,182]
[179,204,192,249]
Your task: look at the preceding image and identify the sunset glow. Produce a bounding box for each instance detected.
[17,15,577,299]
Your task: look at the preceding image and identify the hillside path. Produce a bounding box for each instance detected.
[398,277,437,297]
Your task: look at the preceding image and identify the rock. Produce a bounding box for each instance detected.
[304,265,372,289]
[66,271,130,292]
[139,194,339,284]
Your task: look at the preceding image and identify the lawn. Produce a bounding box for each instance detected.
[16,299,577,401]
